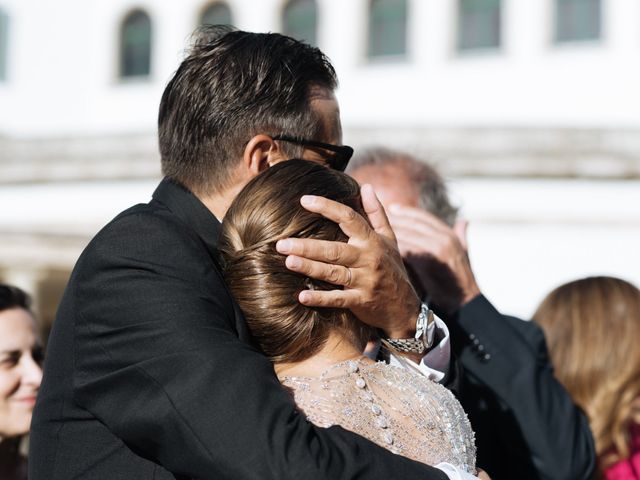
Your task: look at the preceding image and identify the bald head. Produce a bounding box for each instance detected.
[350,163,420,210]
[348,147,458,226]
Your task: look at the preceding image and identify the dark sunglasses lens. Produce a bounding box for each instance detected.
[273,136,352,171]
[331,147,353,172]
[327,156,346,172]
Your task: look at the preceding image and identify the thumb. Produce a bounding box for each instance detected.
[360,184,396,242]
[453,219,469,251]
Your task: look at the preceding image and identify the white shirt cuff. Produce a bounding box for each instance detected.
[435,462,479,480]
[388,315,451,382]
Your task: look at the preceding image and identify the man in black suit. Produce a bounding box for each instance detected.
[30,28,473,480]
[349,148,596,480]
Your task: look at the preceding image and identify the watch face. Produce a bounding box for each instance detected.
[425,308,436,348]
[413,303,434,349]
[387,303,436,352]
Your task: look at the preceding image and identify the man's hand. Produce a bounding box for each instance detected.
[275,184,420,339]
[387,205,480,314]
[477,469,492,480]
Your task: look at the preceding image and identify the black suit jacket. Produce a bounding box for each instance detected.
[447,295,596,480]
[29,178,448,480]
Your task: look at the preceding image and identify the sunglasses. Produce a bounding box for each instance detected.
[272,135,354,172]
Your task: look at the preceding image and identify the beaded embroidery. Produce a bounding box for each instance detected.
[281,358,476,474]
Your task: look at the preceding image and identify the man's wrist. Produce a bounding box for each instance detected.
[383,296,421,339]
[461,284,481,306]
[382,303,437,364]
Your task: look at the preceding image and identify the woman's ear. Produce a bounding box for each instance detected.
[243,135,285,178]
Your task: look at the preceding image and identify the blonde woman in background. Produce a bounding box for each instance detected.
[0,285,43,480]
[534,277,640,480]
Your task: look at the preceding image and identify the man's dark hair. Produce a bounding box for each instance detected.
[158,26,338,195]
[0,283,32,313]
[348,147,459,226]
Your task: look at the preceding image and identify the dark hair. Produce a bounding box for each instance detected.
[348,147,459,226]
[158,26,338,195]
[0,284,32,313]
[219,160,374,363]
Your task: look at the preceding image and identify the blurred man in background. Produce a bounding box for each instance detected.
[349,147,596,480]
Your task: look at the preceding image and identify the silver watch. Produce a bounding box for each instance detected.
[383,303,436,354]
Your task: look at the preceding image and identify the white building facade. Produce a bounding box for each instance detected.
[1,0,639,330]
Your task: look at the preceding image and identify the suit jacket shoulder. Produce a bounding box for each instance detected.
[30,178,449,480]
[449,294,595,480]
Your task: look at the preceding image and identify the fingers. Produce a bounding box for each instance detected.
[453,219,469,251]
[299,288,360,308]
[391,208,480,306]
[390,209,467,265]
[396,235,440,257]
[393,223,440,252]
[360,184,396,242]
[299,195,371,240]
[389,213,447,248]
[284,255,354,287]
[276,238,360,266]
[388,204,450,234]
[283,194,421,332]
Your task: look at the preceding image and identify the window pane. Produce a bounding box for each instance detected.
[120,10,152,78]
[0,10,8,81]
[555,0,601,42]
[201,2,233,26]
[368,0,407,58]
[282,0,317,45]
[458,0,501,51]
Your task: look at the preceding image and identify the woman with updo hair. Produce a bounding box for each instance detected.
[219,160,477,475]
[0,284,43,480]
[534,277,640,480]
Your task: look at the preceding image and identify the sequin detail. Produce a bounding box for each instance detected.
[281,358,476,473]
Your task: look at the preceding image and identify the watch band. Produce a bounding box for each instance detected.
[383,303,436,355]
[382,337,427,354]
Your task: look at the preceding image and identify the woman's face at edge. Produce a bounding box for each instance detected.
[0,307,43,439]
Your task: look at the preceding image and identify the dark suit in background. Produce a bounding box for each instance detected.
[29,178,449,480]
[348,148,596,480]
[448,294,596,480]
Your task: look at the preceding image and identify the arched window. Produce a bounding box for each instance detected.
[457,0,501,51]
[368,0,407,58]
[200,2,233,26]
[119,9,152,78]
[555,0,601,43]
[282,0,317,45]
[0,9,8,81]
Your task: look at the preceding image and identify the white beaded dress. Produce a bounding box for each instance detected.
[280,357,476,474]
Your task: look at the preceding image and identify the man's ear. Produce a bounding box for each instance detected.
[242,134,284,178]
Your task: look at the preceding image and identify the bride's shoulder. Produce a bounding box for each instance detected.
[360,360,453,398]
[361,359,433,382]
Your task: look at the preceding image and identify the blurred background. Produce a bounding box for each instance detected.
[1,0,639,341]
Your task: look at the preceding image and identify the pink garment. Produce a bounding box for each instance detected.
[604,423,640,480]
